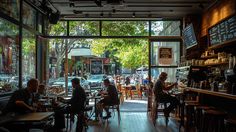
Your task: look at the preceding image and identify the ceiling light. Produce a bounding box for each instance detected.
[69,2,75,7]
[132,12,135,17]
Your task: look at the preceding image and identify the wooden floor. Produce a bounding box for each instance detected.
[67,111,183,132]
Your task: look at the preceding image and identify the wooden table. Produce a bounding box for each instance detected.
[9,112,54,131]
[88,96,102,121]
[184,87,236,100]
[122,85,132,99]
[14,112,54,122]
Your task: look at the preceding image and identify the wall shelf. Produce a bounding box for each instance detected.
[200,54,218,59]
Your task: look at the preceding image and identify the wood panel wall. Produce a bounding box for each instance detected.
[201,0,236,37]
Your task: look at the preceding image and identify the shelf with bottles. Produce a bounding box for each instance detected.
[200,54,218,59]
[203,62,229,67]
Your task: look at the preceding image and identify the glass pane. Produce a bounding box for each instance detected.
[102,21,149,36]
[48,39,67,95]
[0,0,20,20]
[0,18,19,93]
[48,21,67,36]
[69,21,99,36]
[22,29,36,87]
[38,13,43,33]
[151,21,181,36]
[22,2,36,29]
[151,41,180,66]
[151,67,177,83]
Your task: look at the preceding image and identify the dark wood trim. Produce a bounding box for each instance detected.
[185,87,236,100]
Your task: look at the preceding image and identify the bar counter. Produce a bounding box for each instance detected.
[183,87,236,115]
[184,87,236,100]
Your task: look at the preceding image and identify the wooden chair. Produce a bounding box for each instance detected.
[104,103,121,125]
[130,84,142,99]
[151,92,169,126]
[116,83,125,104]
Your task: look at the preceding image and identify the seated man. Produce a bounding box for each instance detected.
[2,78,39,114]
[68,78,87,132]
[97,78,119,119]
[154,72,180,117]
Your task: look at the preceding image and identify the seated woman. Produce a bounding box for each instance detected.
[154,72,180,117]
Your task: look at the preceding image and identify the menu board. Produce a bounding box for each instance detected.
[90,59,103,74]
[183,24,198,49]
[209,15,236,46]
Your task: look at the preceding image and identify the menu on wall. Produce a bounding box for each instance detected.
[209,15,236,46]
[182,23,198,49]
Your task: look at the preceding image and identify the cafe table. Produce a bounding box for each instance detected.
[88,95,103,121]
[11,112,54,131]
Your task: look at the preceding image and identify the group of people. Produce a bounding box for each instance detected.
[1,71,179,131]
[1,77,119,132]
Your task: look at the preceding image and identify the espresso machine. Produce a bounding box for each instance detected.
[176,66,208,88]
[225,68,236,95]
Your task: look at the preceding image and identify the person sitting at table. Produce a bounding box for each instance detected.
[97,78,119,119]
[68,78,86,132]
[33,84,47,112]
[154,72,180,117]
[2,78,39,114]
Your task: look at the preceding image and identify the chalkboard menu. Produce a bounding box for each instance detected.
[183,23,198,49]
[90,59,103,74]
[209,15,236,46]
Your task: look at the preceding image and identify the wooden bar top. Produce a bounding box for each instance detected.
[184,87,236,100]
[14,112,54,122]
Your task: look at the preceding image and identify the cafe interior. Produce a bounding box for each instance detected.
[1,0,236,132]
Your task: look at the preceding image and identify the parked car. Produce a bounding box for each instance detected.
[9,75,32,88]
[87,74,107,91]
[52,76,90,92]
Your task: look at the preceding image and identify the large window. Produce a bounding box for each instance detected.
[22,29,36,87]
[0,0,20,20]
[150,41,180,82]
[151,67,177,82]
[102,21,149,36]
[22,2,36,29]
[151,21,181,36]
[69,21,100,36]
[0,18,19,93]
[48,21,67,36]
[151,41,180,66]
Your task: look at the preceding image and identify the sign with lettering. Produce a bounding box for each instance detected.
[158,47,173,65]
[209,15,236,46]
[183,23,198,49]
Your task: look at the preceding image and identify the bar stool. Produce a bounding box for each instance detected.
[201,109,226,132]
[185,102,200,131]
[224,117,236,132]
[194,105,214,130]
